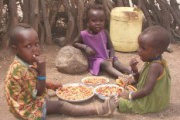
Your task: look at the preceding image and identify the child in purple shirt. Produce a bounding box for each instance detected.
[74,4,131,78]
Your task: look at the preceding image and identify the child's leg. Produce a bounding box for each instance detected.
[46,96,119,116]
[113,59,131,74]
[100,61,124,78]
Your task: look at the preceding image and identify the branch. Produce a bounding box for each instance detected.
[23,0,30,23]
[1,0,18,48]
[17,0,23,10]
[170,0,180,20]
[116,0,124,7]
[161,0,180,26]
[139,0,153,26]
[170,28,180,39]
[148,0,161,24]
[123,0,130,7]
[106,0,113,10]
[156,0,171,29]
[70,0,77,16]
[102,0,111,22]
[0,0,3,21]
[49,0,62,26]
[40,0,53,44]
[0,27,6,34]
[63,0,75,44]
[77,0,84,34]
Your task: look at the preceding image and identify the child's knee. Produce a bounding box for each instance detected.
[100,61,111,69]
[113,59,120,67]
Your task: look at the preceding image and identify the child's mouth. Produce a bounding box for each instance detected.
[33,54,39,58]
[96,27,101,30]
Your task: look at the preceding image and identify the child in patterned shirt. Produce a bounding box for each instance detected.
[4,23,119,120]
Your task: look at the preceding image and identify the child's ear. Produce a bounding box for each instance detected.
[11,45,18,54]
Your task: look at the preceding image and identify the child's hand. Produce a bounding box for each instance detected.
[33,55,46,76]
[47,82,62,91]
[86,46,96,56]
[129,57,139,73]
[117,75,133,87]
[107,57,114,62]
[117,76,128,87]
[119,90,129,99]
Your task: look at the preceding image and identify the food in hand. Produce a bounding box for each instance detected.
[126,85,137,92]
[116,75,128,86]
[116,78,125,86]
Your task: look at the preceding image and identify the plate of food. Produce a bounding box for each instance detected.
[56,83,94,103]
[81,76,109,86]
[94,84,124,100]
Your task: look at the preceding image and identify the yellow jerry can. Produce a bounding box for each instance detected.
[110,7,143,52]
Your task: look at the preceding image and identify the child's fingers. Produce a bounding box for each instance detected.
[56,84,62,88]
[33,55,46,63]
[29,63,37,69]
[130,58,139,66]
[52,83,62,90]
[33,55,39,62]
[89,51,96,56]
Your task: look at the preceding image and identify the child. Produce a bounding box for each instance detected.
[73,4,131,78]
[118,26,171,113]
[4,23,119,120]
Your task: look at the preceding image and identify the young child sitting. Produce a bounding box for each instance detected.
[73,4,131,78]
[118,25,171,113]
[4,23,119,120]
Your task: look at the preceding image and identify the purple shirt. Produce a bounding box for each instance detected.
[81,30,110,75]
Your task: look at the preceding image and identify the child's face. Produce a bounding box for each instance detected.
[14,29,41,64]
[87,9,105,34]
[137,34,157,62]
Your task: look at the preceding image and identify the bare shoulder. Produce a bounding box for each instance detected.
[149,62,164,77]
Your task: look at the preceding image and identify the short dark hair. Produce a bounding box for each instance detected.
[140,25,170,53]
[83,3,106,24]
[10,23,32,46]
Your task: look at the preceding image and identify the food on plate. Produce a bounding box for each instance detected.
[95,85,123,97]
[56,84,93,102]
[82,76,109,85]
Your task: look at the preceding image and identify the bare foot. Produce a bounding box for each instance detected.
[97,95,119,116]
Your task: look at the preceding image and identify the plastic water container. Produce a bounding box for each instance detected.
[110,7,143,52]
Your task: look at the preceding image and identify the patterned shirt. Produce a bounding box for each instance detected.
[5,56,46,120]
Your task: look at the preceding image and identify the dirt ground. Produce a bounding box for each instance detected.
[0,44,180,120]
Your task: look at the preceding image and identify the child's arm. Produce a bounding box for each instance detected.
[46,82,62,91]
[33,55,46,96]
[129,58,140,84]
[105,30,115,58]
[73,35,87,51]
[120,62,164,100]
[73,34,96,56]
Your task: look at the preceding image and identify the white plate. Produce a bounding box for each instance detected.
[94,84,124,100]
[56,83,94,103]
[81,76,109,86]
